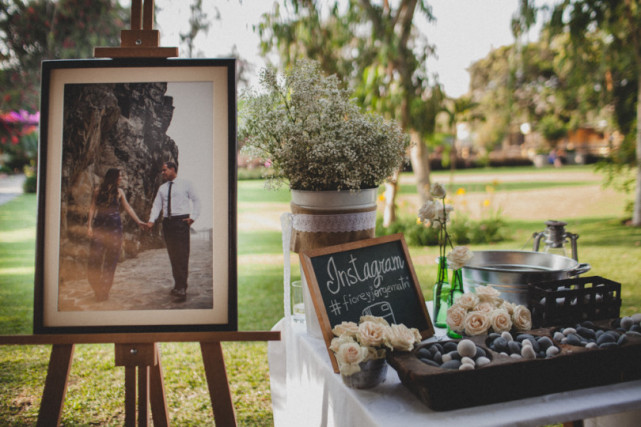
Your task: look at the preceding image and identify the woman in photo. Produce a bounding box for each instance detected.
[87,168,144,301]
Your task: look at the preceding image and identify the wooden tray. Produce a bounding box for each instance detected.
[387,321,641,411]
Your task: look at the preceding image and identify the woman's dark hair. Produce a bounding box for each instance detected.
[96,168,120,207]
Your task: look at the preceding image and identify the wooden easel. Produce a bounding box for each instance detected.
[94,0,178,58]
[0,2,281,426]
[0,332,280,426]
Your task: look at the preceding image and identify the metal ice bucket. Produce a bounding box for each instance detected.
[462,250,591,305]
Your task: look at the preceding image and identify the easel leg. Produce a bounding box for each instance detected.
[201,342,237,426]
[138,366,149,426]
[149,346,169,427]
[124,366,137,426]
[37,343,74,427]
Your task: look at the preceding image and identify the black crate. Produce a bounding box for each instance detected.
[528,276,621,328]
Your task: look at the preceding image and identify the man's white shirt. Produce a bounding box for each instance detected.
[149,178,201,222]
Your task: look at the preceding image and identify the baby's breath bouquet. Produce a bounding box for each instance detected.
[239,59,409,191]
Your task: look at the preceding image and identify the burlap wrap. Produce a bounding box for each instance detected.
[289,202,377,253]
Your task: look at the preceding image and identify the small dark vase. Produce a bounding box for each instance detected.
[341,358,388,389]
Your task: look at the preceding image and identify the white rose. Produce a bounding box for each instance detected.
[456,292,479,310]
[385,324,420,352]
[475,285,502,304]
[335,342,368,375]
[332,321,359,337]
[446,304,467,333]
[490,309,513,333]
[447,246,473,271]
[512,305,532,331]
[432,203,454,228]
[359,315,390,327]
[357,321,388,347]
[418,200,439,223]
[473,301,495,313]
[430,182,447,199]
[366,346,387,361]
[500,301,517,316]
[464,311,491,336]
[330,335,355,353]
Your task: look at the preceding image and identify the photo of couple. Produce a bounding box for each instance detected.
[57,80,215,312]
[87,161,199,304]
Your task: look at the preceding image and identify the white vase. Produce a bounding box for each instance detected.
[289,188,378,337]
[290,188,378,210]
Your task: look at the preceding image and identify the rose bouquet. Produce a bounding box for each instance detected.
[330,316,421,376]
[446,285,533,336]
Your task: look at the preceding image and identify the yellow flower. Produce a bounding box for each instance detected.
[483,199,491,207]
[456,187,466,196]
[378,194,386,201]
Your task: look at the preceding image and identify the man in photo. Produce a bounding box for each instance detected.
[146,161,201,302]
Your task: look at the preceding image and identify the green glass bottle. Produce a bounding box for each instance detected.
[432,256,450,328]
[446,268,465,338]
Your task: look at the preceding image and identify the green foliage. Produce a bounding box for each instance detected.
[538,114,568,143]
[528,0,641,223]
[376,214,507,247]
[257,0,440,138]
[239,59,409,191]
[22,175,37,193]
[0,0,127,111]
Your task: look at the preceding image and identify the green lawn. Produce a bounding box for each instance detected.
[1,166,640,425]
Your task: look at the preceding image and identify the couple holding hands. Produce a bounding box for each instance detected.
[86,161,200,302]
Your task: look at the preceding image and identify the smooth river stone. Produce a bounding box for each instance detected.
[476,356,491,367]
[597,333,616,345]
[521,345,536,360]
[493,337,509,353]
[441,360,462,370]
[420,358,440,367]
[416,348,431,359]
[508,340,522,354]
[457,340,477,358]
[537,336,554,350]
[546,346,560,357]
[620,316,634,330]
[566,333,584,346]
[576,326,596,340]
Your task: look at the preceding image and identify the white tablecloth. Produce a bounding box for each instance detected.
[268,318,641,427]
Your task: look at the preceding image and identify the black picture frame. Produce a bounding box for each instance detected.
[34,58,237,334]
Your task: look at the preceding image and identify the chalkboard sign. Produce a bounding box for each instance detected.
[300,234,434,372]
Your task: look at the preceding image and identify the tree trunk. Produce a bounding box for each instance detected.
[382,169,399,227]
[409,130,431,205]
[633,76,641,226]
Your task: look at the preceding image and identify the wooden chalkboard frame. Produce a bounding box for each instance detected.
[300,233,434,372]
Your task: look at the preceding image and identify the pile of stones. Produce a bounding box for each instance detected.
[553,314,641,349]
[486,331,560,359]
[416,339,491,371]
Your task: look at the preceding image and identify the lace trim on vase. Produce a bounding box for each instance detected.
[292,211,377,233]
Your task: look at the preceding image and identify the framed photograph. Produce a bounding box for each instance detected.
[34,58,237,334]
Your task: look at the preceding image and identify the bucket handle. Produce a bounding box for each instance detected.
[570,263,591,276]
